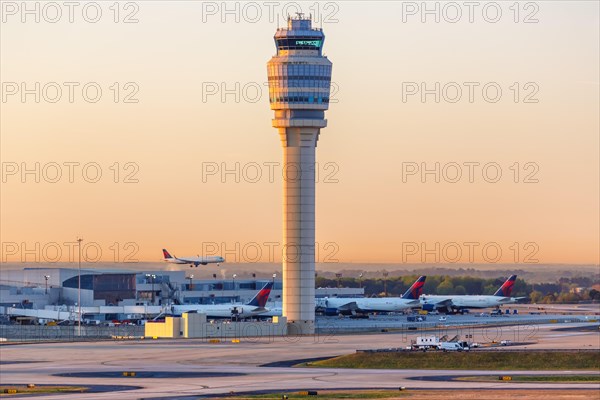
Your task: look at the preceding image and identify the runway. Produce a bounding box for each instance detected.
[1,322,599,399]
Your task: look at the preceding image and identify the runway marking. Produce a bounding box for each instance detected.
[311,372,339,382]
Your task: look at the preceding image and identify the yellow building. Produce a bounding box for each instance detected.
[145,313,288,339]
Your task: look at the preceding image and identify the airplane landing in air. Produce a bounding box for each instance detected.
[162,249,224,267]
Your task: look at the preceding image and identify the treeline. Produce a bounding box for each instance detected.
[315,275,600,303]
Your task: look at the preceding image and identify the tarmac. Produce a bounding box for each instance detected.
[1,316,599,399]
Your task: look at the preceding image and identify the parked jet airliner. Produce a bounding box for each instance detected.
[162,249,224,268]
[420,275,525,312]
[173,281,273,318]
[316,275,427,315]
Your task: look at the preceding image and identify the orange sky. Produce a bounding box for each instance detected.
[1,1,598,265]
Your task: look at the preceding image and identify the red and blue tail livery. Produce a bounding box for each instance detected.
[493,275,517,297]
[402,275,427,300]
[247,281,273,308]
[162,249,174,259]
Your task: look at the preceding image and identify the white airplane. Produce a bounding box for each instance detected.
[316,276,426,315]
[420,275,526,312]
[172,282,273,319]
[162,249,224,268]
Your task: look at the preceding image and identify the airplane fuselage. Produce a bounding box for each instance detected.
[420,295,519,309]
[318,297,419,313]
[172,304,264,319]
[164,256,224,266]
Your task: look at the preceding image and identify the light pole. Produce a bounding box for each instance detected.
[383,270,389,297]
[272,273,277,300]
[358,273,364,289]
[151,274,156,304]
[232,274,237,301]
[44,275,50,294]
[335,273,342,288]
[77,237,83,336]
[188,274,194,290]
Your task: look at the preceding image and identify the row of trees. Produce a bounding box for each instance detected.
[529,289,600,304]
[315,275,600,303]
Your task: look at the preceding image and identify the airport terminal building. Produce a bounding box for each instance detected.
[0,267,362,315]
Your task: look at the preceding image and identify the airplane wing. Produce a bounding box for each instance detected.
[420,298,453,311]
[496,296,527,304]
[427,298,452,307]
[433,298,455,312]
[500,296,528,303]
[335,301,360,312]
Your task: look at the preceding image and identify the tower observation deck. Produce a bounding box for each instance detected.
[267,14,333,335]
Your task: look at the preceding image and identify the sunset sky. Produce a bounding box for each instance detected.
[1,1,598,265]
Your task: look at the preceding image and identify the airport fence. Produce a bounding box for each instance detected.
[0,324,144,342]
[1,316,594,343]
[314,315,596,342]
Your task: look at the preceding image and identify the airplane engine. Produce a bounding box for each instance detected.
[324,308,339,316]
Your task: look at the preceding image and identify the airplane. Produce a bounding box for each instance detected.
[316,275,427,316]
[162,249,224,268]
[420,275,526,312]
[172,281,273,319]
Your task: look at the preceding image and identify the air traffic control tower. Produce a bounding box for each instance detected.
[267,14,332,335]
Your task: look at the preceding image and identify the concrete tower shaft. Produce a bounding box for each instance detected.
[267,15,332,335]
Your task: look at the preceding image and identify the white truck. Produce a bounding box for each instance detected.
[412,336,440,350]
[439,341,470,352]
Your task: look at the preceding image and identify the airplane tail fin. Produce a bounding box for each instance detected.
[162,249,174,259]
[246,281,273,307]
[494,275,517,297]
[402,275,427,300]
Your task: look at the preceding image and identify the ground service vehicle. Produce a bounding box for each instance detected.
[439,341,470,352]
[413,336,440,350]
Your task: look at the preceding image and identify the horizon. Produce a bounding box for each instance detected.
[2,261,598,284]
